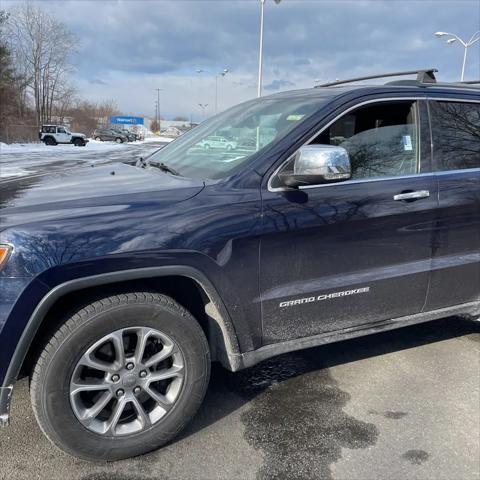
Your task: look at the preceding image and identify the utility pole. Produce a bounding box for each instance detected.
[155,88,163,133]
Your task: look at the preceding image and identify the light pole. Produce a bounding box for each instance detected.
[195,68,205,123]
[215,68,229,113]
[197,68,229,114]
[198,103,208,121]
[435,31,480,81]
[257,0,282,97]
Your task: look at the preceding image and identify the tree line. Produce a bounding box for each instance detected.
[0,3,120,143]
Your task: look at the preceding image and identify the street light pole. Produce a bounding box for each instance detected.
[198,103,208,121]
[257,0,281,98]
[435,31,480,81]
[215,69,229,113]
[257,0,265,98]
[215,75,218,113]
[198,68,229,114]
[461,43,468,81]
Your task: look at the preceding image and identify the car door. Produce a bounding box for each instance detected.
[260,98,437,344]
[424,97,480,310]
[56,127,70,143]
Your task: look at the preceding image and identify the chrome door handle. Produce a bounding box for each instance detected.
[393,190,430,201]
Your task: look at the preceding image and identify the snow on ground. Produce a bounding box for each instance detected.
[0,138,170,178]
[0,165,33,178]
[0,136,173,155]
[142,135,174,143]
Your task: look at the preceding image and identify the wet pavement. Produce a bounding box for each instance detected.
[0,317,478,480]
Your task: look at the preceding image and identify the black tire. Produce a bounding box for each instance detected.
[30,292,210,461]
[115,137,123,144]
[95,136,102,141]
[44,136,56,146]
[73,138,85,147]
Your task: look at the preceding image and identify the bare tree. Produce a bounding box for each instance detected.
[7,2,77,126]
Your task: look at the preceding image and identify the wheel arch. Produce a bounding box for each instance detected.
[42,135,56,144]
[7,266,244,388]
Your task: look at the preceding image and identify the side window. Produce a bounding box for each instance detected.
[312,101,421,180]
[57,127,66,134]
[430,101,480,171]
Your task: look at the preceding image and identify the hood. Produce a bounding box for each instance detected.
[72,132,86,137]
[0,162,204,216]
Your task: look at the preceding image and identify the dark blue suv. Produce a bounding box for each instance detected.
[1,69,479,461]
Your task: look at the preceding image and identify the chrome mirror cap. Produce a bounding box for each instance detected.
[280,144,352,188]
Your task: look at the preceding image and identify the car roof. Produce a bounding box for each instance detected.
[264,68,479,103]
[265,82,479,103]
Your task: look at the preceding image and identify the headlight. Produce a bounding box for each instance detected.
[0,244,13,271]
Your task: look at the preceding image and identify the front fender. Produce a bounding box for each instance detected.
[2,262,250,392]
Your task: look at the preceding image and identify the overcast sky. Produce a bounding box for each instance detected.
[6,0,480,121]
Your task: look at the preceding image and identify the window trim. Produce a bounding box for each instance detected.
[267,96,477,192]
[426,97,480,174]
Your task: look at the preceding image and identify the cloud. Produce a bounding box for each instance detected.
[4,0,479,119]
[264,79,296,91]
[88,78,109,85]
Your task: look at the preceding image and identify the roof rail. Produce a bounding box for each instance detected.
[461,79,480,84]
[315,68,438,88]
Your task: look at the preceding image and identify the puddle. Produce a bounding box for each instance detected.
[228,352,378,480]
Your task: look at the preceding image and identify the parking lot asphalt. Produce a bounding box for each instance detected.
[0,317,478,480]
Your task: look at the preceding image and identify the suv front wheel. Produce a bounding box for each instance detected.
[30,292,210,461]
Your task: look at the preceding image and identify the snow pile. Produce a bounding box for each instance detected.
[142,135,174,143]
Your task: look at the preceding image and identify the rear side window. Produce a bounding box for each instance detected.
[312,101,422,179]
[430,101,480,171]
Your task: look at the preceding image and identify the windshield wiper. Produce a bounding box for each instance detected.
[152,161,182,176]
[136,157,182,176]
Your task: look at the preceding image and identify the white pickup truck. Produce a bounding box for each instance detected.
[39,125,88,146]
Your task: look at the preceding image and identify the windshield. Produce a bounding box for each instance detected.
[148,95,324,179]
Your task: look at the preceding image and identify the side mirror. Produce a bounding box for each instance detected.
[279,145,351,188]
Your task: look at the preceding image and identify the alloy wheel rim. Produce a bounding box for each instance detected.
[69,327,184,436]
